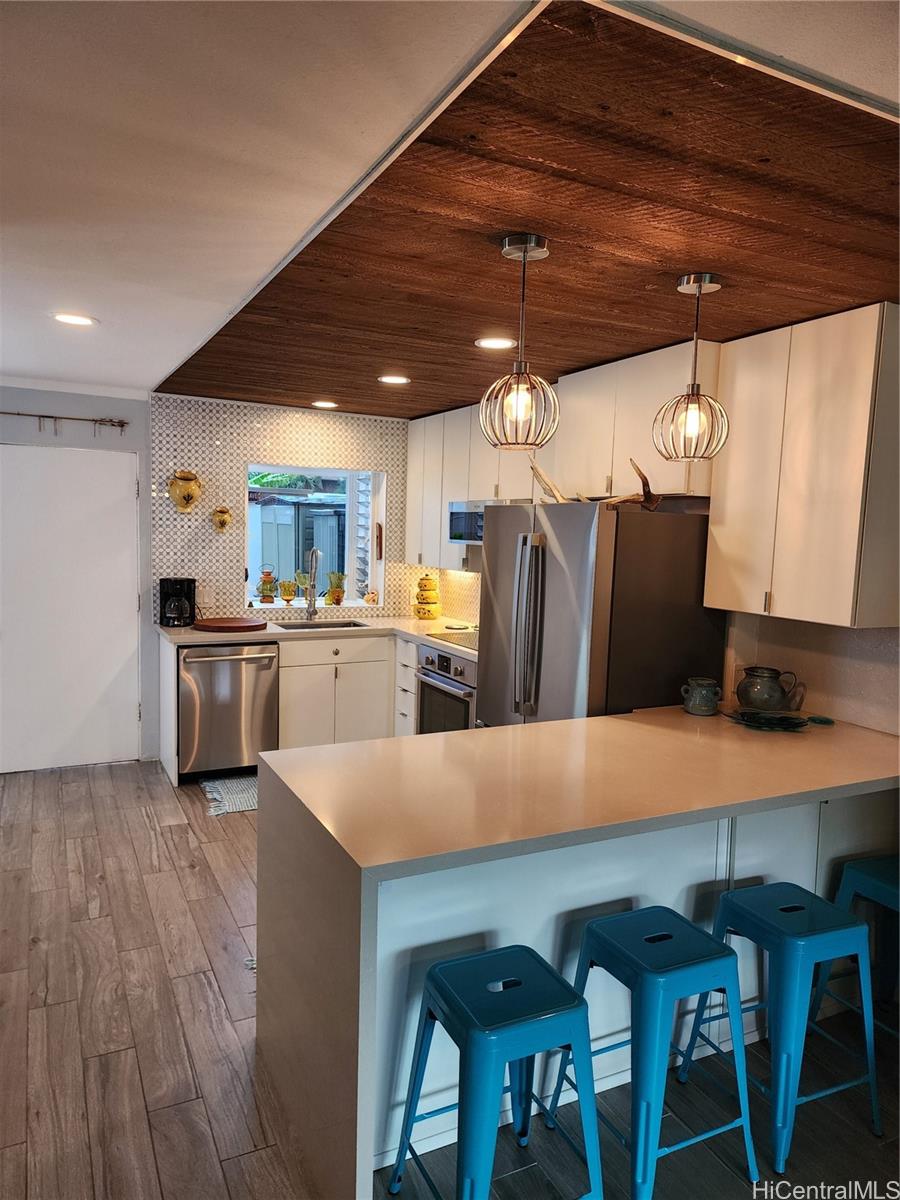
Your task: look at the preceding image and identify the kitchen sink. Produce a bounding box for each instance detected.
[275,620,367,630]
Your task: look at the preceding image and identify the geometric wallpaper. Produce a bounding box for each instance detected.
[150,392,481,624]
[151,392,413,618]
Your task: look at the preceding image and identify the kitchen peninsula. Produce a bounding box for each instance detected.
[256,708,899,1199]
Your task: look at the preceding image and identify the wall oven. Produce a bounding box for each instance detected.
[416,644,477,733]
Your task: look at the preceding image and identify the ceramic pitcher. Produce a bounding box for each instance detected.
[736,666,799,711]
[681,677,722,716]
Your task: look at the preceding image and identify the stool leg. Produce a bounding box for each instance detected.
[631,983,670,1200]
[569,1020,605,1200]
[457,1044,505,1200]
[546,944,593,1127]
[675,989,708,1084]
[724,972,759,1183]
[811,875,855,1021]
[876,907,899,1005]
[767,948,813,1175]
[388,1003,436,1195]
[508,1057,535,1147]
[856,936,883,1137]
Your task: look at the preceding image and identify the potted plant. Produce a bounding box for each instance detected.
[326,571,346,606]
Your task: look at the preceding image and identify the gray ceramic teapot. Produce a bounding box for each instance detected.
[736,666,801,712]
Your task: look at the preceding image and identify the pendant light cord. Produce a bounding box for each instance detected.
[690,283,702,388]
[517,248,528,364]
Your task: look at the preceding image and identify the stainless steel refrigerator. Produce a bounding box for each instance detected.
[476,500,726,726]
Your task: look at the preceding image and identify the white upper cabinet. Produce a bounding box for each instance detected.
[467,406,500,500]
[439,406,471,569]
[420,413,445,569]
[612,340,720,496]
[538,362,616,498]
[497,448,535,500]
[705,327,791,616]
[705,303,898,628]
[404,418,425,565]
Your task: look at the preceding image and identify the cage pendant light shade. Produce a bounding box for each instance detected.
[652,385,729,461]
[479,233,560,450]
[480,363,559,450]
[652,272,729,462]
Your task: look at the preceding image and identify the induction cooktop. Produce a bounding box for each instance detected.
[431,629,479,652]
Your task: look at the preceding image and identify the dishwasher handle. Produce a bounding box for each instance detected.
[181,651,278,664]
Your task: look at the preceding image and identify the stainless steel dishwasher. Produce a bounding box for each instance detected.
[178,643,279,775]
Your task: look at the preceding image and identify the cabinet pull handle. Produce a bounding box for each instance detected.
[332,648,340,656]
[763,590,772,614]
[605,474,613,494]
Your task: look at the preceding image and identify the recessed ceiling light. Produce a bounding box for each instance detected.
[378,374,410,385]
[52,312,98,327]
[475,336,517,350]
[312,400,338,409]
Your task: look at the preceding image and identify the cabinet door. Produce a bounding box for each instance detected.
[278,664,335,749]
[497,449,534,500]
[467,406,499,500]
[440,407,471,569]
[771,306,880,625]
[334,660,392,744]
[420,414,444,569]
[704,327,791,614]
[405,419,425,565]
[612,341,719,496]
[545,363,616,498]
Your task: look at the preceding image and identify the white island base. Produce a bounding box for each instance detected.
[256,708,899,1199]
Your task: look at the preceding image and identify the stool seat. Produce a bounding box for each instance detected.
[586,906,734,977]
[428,945,582,1031]
[841,855,900,912]
[721,881,862,943]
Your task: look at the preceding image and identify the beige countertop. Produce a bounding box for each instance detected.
[259,706,899,876]
[157,614,477,660]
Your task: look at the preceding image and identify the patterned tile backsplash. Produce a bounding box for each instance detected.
[150,393,482,623]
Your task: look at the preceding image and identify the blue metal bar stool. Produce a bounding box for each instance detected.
[388,944,604,1200]
[810,855,899,1026]
[678,882,881,1175]
[545,906,758,1200]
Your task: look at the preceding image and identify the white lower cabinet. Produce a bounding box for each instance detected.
[394,638,418,735]
[279,636,391,750]
[335,660,392,743]
[279,664,337,750]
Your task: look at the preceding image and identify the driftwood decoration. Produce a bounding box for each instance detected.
[530,455,661,510]
[607,459,662,511]
[530,456,573,503]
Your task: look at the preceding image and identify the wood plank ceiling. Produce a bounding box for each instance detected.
[158,2,899,419]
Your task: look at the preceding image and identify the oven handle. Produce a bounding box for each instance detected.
[415,670,474,700]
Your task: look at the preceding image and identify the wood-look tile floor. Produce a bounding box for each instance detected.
[1,761,897,1200]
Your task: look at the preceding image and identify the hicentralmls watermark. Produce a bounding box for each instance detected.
[753,1183,900,1200]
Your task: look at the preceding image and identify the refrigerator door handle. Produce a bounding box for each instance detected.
[522,533,545,716]
[511,533,530,714]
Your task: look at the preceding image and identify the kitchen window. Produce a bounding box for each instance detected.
[246,464,385,606]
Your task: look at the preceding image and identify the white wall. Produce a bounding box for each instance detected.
[725,612,899,735]
[0,384,157,756]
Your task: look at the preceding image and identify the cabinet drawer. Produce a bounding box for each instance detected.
[395,685,416,720]
[280,635,389,668]
[394,711,417,737]
[396,661,417,692]
[395,637,418,669]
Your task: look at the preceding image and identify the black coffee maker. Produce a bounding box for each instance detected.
[159,577,196,627]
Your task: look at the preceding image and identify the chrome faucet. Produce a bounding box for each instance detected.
[305,547,321,620]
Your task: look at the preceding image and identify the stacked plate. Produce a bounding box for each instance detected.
[725,708,809,733]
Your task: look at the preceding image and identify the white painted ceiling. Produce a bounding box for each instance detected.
[0,0,530,392]
[2,0,895,396]
[620,1,899,107]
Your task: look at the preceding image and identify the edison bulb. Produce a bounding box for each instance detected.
[677,403,706,441]
[503,382,533,425]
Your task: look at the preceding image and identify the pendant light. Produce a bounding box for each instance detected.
[652,273,730,462]
[479,233,560,451]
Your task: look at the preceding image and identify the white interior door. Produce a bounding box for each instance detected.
[0,444,140,771]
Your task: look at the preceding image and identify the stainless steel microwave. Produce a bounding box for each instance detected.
[448,498,530,545]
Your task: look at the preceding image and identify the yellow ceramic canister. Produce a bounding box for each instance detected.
[412,573,441,619]
[413,602,441,620]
